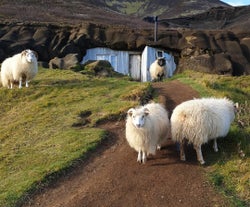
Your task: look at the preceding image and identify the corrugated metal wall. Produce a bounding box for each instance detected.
[141,46,158,82]
[165,53,176,77]
[81,47,130,75]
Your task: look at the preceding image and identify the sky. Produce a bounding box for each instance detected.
[220,0,250,6]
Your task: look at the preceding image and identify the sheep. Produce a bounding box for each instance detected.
[170,97,237,164]
[1,49,38,89]
[149,57,167,82]
[125,102,170,163]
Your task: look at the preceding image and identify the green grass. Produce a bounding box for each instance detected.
[171,71,250,206]
[105,0,166,16]
[1,68,249,206]
[0,68,150,207]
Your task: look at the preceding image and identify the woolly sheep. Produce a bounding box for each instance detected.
[149,57,167,82]
[1,49,38,89]
[171,97,236,164]
[125,102,170,163]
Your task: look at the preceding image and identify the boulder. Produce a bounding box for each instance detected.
[49,57,63,69]
[213,53,232,75]
[49,53,80,70]
[178,53,233,75]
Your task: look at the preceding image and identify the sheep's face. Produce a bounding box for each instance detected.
[157,58,166,67]
[128,107,149,128]
[22,49,37,63]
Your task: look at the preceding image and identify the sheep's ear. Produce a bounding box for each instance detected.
[144,108,150,116]
[127,108,134,117]
[21,50,27,57]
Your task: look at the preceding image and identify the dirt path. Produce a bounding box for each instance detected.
[23,80,230,207]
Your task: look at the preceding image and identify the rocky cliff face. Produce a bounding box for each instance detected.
[1,22,249,75]
[0,1,249,76]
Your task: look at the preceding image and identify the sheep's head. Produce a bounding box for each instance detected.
[157,58,166,67]
[21,49,38,63]
[127,107,149,128]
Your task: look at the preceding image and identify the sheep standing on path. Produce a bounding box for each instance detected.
[1,49,38,89]
[149,57,167,82]
[171,97,237,164]
[125,102,170,163]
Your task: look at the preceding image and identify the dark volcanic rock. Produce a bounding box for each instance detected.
[0,23,154,62]
[173,30,250,75]
[0,22,250,75]
[178,53,233,75]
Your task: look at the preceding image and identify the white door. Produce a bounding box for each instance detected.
[129,55,141,81]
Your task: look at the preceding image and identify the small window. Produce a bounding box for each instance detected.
[156,50,164,58]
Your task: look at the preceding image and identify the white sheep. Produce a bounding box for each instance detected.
[171,97,236,164]
[1,49,38,89]
[149,57,167,82]
[125,102,170,163]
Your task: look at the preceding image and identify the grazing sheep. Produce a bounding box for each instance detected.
[1,49,38,89]
[149,57,167,82]
[125,102,170,163]
[171,97,237,164]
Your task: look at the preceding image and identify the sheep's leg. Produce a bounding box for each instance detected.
[213,139,218,152]
[180,140,186,161]
[25,81,29,88]
[19,79,22,89]
[142,151,147,164]
[137,150,142,163]
[194,144,205,165]
[137,150,147,163]
[159,74,164,81]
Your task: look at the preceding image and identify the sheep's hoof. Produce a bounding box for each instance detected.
[180,155,186,161]
[137,157,147,164]
[137,159,146,164]
[199,160,205,165]
[137,157,144,163]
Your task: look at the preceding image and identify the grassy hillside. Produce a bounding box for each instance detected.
[0,68,249,206]
[0,68,151,207]
[102,0,229,18]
